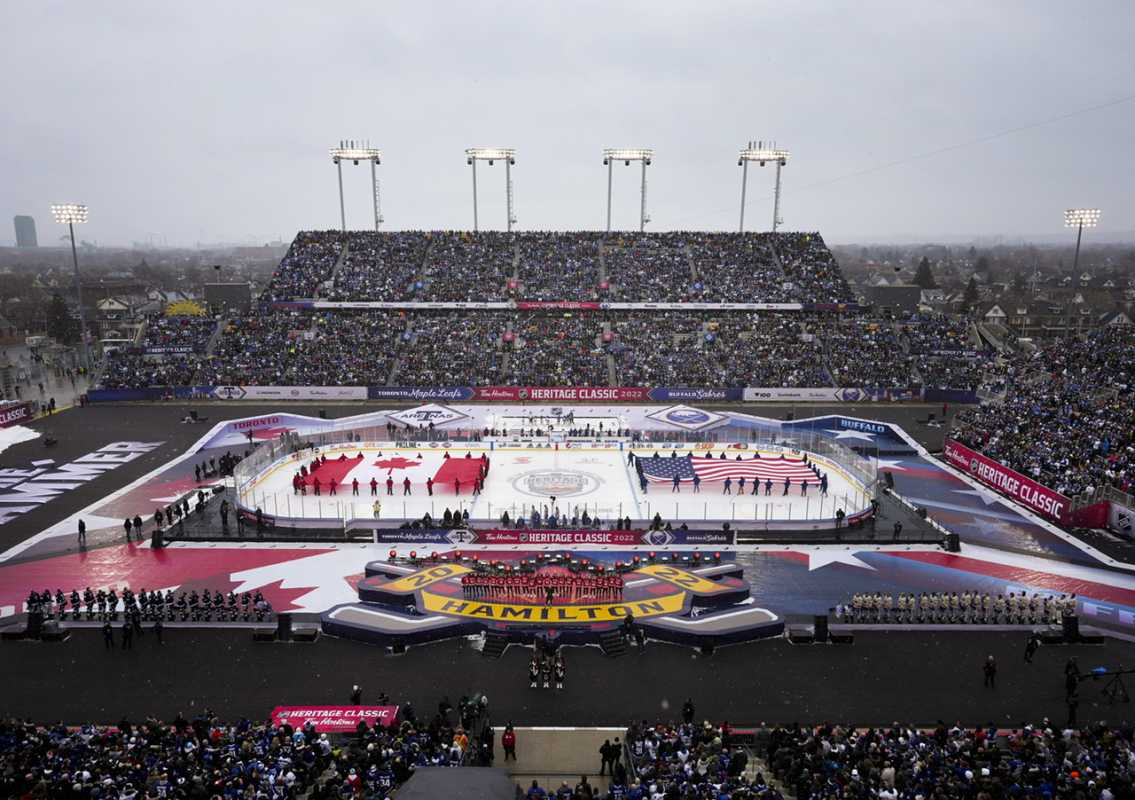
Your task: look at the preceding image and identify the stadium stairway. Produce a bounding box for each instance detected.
[505,729,612,797]
[326,240,351,282]
[598,630,627,657]
[977,321,1014,354]
[747,752,792,797]
[482,630,510,659]
[205,317,228,356]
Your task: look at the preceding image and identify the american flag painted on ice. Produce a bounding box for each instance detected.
[638,454,819,484]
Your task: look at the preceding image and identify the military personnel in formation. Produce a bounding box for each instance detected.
[838,591,1077,625]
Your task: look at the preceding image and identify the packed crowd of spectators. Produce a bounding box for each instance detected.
[689,233,792,303]
[98,315,218,389]
[261,231,344,302]
[99,352,203,390]
[517,232,604,301]
[817,320,919,390]
[397,312,508,386]
[95,307,1014,392]
[0,704,473,799]
[625,717,779,800]
[709,314,832,387]
[198,312,407,386]
[604,234,694,302]
[508,313,609,386]
[764,721,1134,800]
[774,232,855,305]
[951,326,1135,496]
[257,231,854,304]
[419,232,515,302]
[196,314,295,386]
[916,353,991,391]
[324,231,430,301]
[898,313,991,390]
[900,313,975,354]
[91,229,1036,393]
[609,315,723,386]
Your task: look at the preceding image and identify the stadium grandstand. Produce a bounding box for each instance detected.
[93,229,1005,393]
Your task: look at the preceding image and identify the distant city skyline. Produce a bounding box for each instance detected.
[1,2,1133,247]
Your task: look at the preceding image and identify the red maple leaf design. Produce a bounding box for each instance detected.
[244,578,319,612]
[374,457,422,474]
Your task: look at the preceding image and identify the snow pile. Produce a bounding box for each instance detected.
[0,425,40,455]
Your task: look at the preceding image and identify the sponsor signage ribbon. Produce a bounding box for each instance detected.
[270,705,399,731]
[943,438,1071,522]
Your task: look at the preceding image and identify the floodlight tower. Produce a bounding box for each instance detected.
[50,204,91,370]
[466,148,517,232]
[602,148,653,233]
[1064,208,1101,275]
[738,141,790,233]
[329,141,383,231]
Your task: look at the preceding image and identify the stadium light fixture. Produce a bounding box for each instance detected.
[50,203,91,370]
[601,148,653,233]
[1064,208,1101,275]
[738,141,789,233]
[329,140,383,231]
[466,148,517,232]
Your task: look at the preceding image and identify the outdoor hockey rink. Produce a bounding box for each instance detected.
[239,443,869,526]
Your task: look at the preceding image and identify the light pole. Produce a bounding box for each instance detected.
[465,148,516,232]
[329,141,383,231]
[50,204,91,371]
[602,148,653,233]
[738,141,789,233]
[1064,208,1101,276]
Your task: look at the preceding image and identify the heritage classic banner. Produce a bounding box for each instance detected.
[473,386,650,402]
[270,705,399,731]
[943,439,1072,522]
[0,401,32,428]
[472,529,645,545]
[514,301,603,310]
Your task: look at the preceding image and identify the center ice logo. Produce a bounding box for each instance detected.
[511,470,601,498]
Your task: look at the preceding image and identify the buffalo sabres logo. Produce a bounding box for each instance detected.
[647,530,675,546]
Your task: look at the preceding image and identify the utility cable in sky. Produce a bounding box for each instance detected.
[792,91,1135,195]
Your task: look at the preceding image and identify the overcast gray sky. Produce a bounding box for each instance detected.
[3,1,1133,246]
